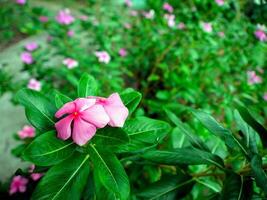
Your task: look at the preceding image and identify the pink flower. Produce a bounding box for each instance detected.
[95,51,111,64]
[215,0,224,6]
[130,10,138,16]
[63,58,78,69]
[119,48,128,57]
[25,42,38,51]
[247,70,262,85]
[124,0,132,7]
[21,52,33,64]
[89,93,129,127]
[143,10,155,19]
[55,98,109,145]
[16,0,26,5]
[164,14,175,27]
[17,125,35,139]
[124,23,132,29]
[163,3,173,13]
[56,9,75,25]
[218,31,225,37]
[67,30,74,37]
[28,165,43,181]
[27,78,41,91]
[39,16,49,23]
[177,22,186,30]
[201,22,213,33]
[254,29,267,42]
[79,15,89,21]
[9,176,28,195]
[264,93,267,101]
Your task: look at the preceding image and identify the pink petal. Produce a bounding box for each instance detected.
[55,102,75,118]
[81,105,110,128]
[105,93,129,127]
[19,186,26,193]
[55,115,74,140]
[74,98,96,112]
[72,117,96,146]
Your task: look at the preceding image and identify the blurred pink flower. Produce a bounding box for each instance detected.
[56,9,75,25]
[79,15,89,21]
[28,165,43,181]
[177,22,186,30]
[18,125,35,139]
[16,0,26,5]
[95,51,111,64]
[21,52,33,64]
[254,29,266,42]
[264,93,267,101]
[130,10,138,16]
[119,48,128,57]
[63,58,78,69]
[163,3,173,13]
[215,0,224,6]
[55,98,109,145]
[25,42,38,51]
[67,30,74,37]
[9,176,28,195]
[89,93,129,127]
[39,16,49,23]
[143,10,155,19]
[124,23,132,29]
[164,14,175,27]
[27,78,41,91]
[124,0,132,7]
[247,70,262,85]
[201,22,213,33]
[218,31,225,37]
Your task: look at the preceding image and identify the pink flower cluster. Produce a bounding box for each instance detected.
[25,42,38,51]
[119,48,128,57]
[164,14,176,28]
[55,93,128,146]
[17,125,35,139]
[163,3,173,13]
[201,22,213,33]
[95,51,111,64]
[9,176,28,195]
[56,9,75,25]
[27,78,42,91]
[63,58,79,69]
[247,70,262,85]
[142,10,155,19]
[254,25,267,42]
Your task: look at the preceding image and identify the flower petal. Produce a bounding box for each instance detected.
[72,117,96,146]
[55,101,75,118]
[81,105,110,128]
[74,98,96,112]
[104,93,129,127]
[55,115,74,140]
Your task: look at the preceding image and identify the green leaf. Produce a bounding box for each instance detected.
[54,92,72,109]
[92,127,129,148]
[78,73,98,97]
[138,174,194,200]
[22,131,76,166]
[237,105,267,148]
[123,117,170,143]
[16,88,57,132]
[234,110,258,154]
[220,173,253,200]
[11,143,27,157]
[142,148,224,169]
[192,110,249,157]
[251,154,267,194]
[88,144,130,199]
[32,153,90,200]
[120,88,142,113]
[165,109,209,151]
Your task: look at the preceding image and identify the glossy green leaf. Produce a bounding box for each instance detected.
[192,110,249,156]
[32,153,90,200]
[78,73,98,97]
[120,88,142,113]
[11,143,27,157]
[54,92,72,109]
[138,174,194,200]
[220,173,253,200]
[123,117,170,143]
[88,144,130,199]
[142,148,224,169]
[165,109,209,151]
[251,154,267,194]
[92,127,129,148]
[23,131,76,166]
[16,88,57,132]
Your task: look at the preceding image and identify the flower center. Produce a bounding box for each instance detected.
[73,111,79,118]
